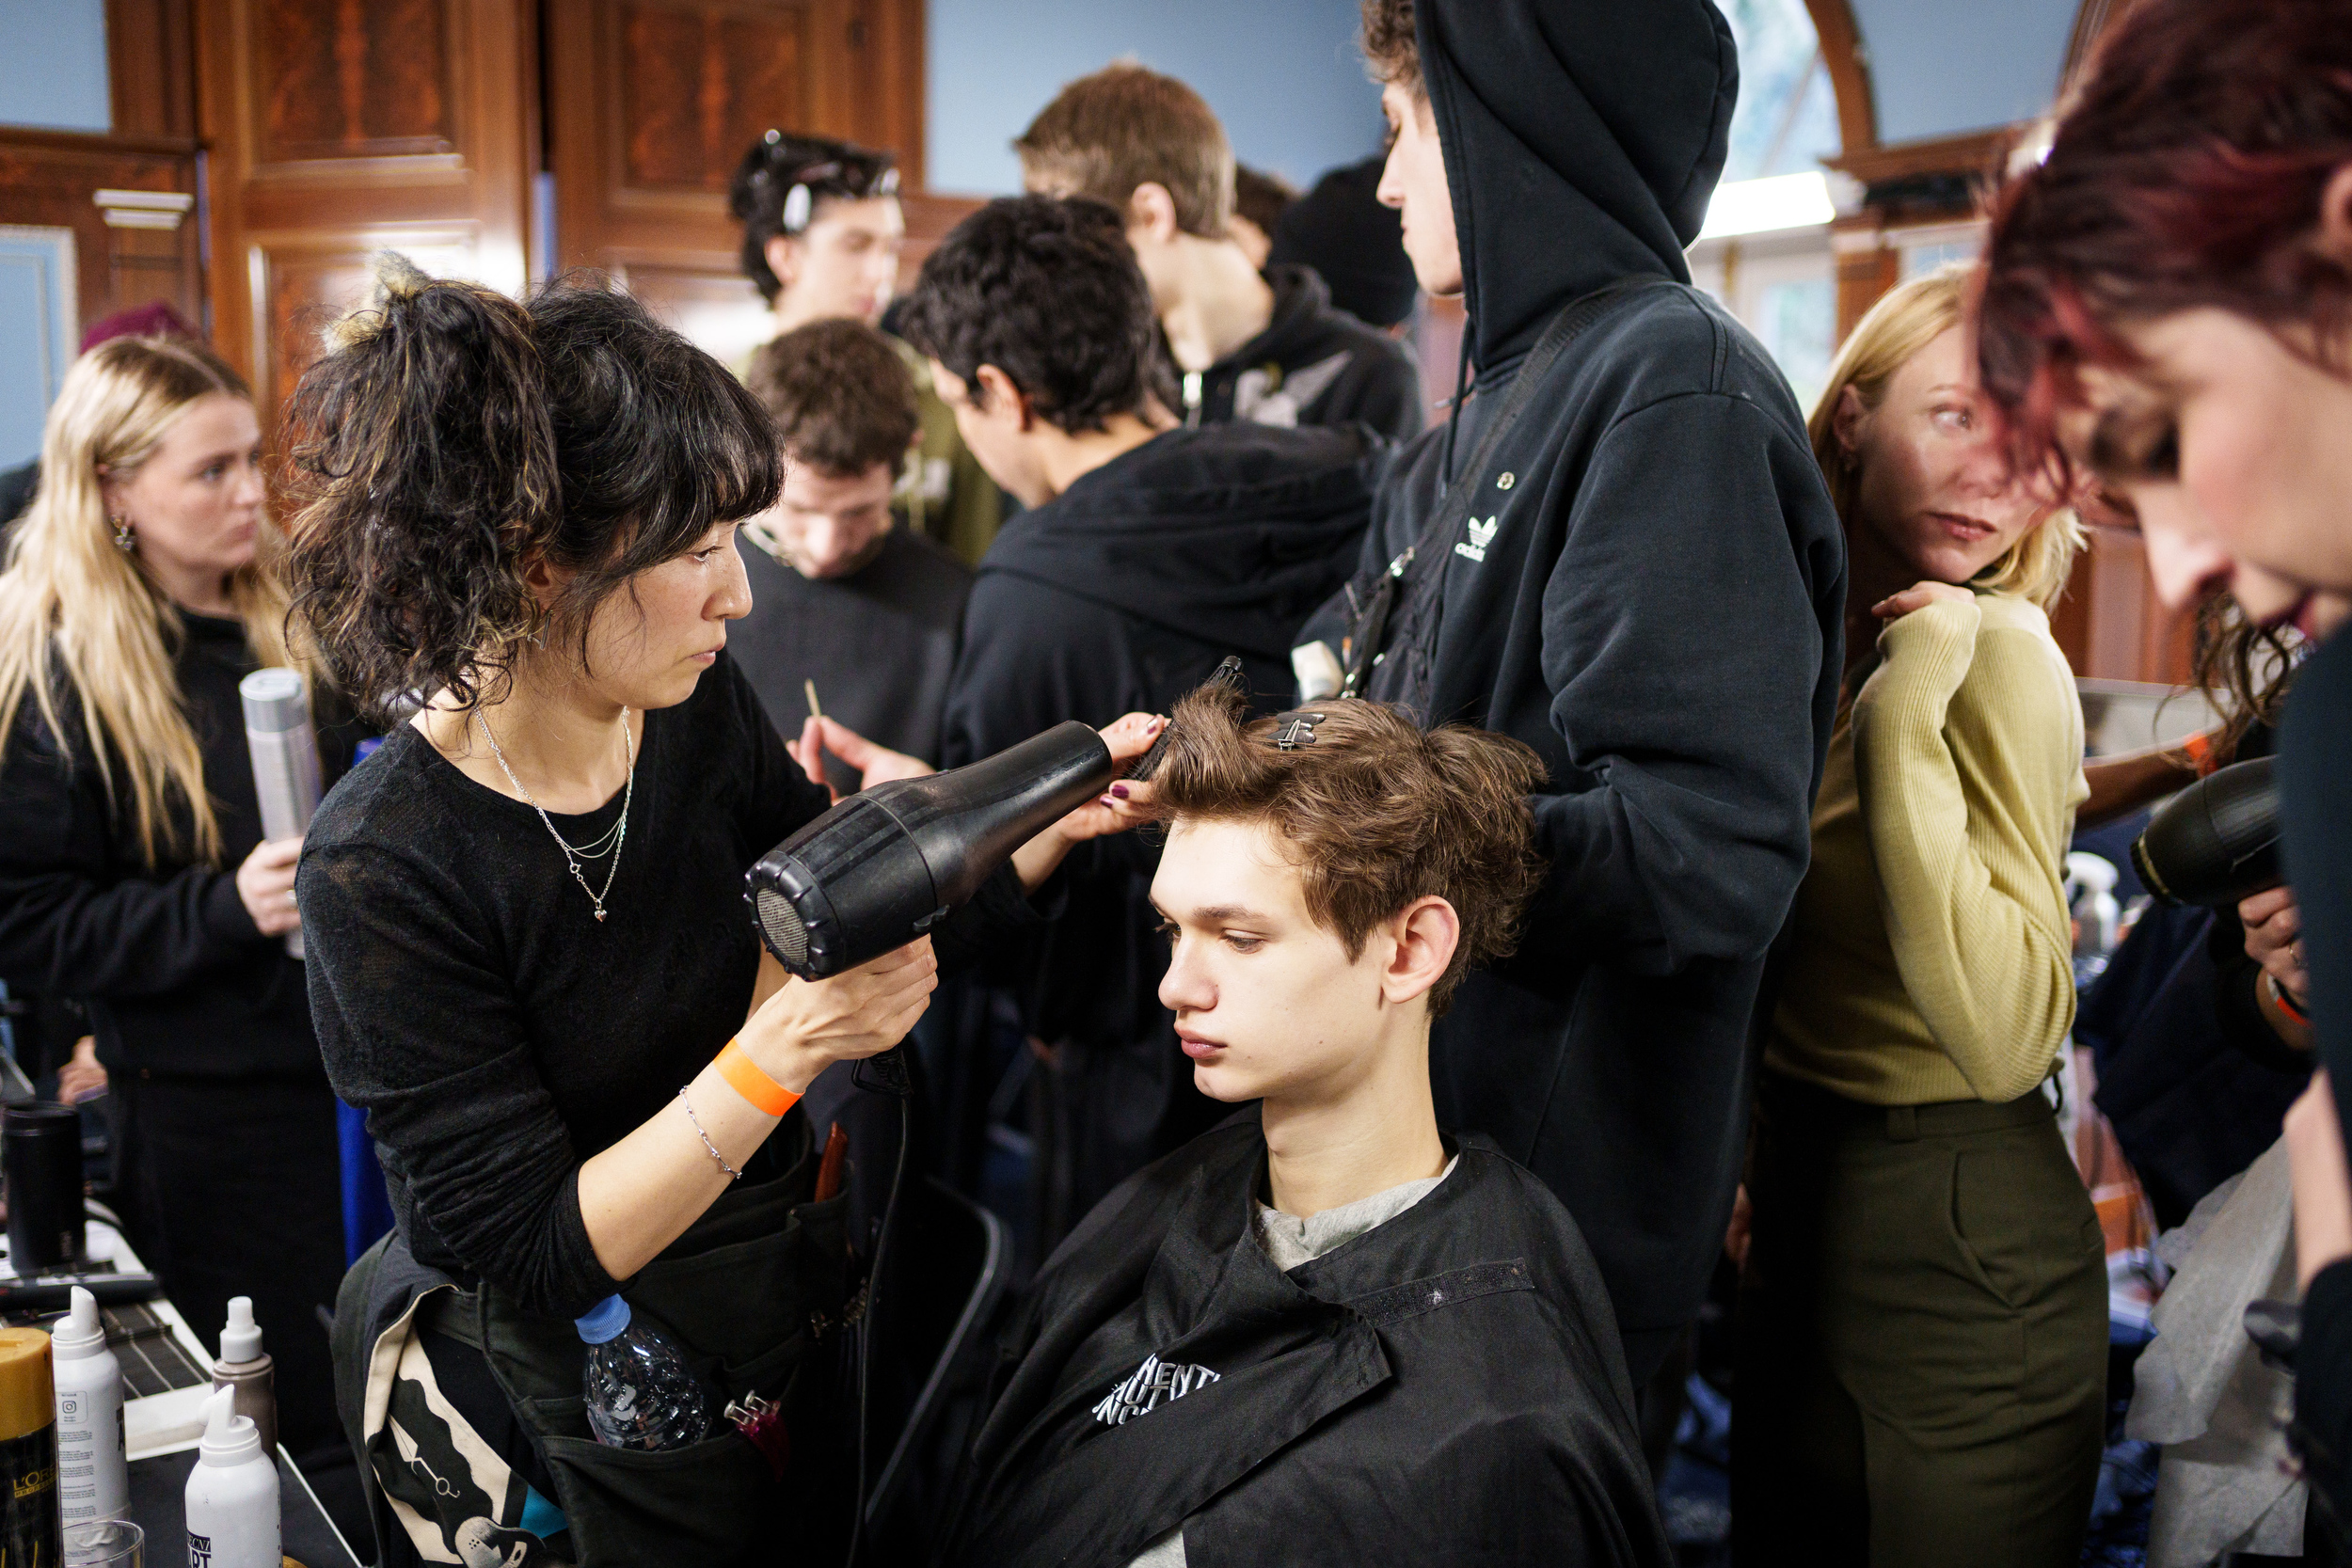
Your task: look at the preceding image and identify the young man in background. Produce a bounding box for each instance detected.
[1017,65,1423,440]
[734,318,969,791]
[1298,0,1847,1387]
[881,194,1382,1252]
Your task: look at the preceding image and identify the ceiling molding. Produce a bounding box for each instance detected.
[1826,124,2022,223]
[1801,0,1878,152]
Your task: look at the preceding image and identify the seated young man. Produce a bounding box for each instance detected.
[732,317,970,792]
[1018,65,1422,440]
[870,194,1380,1246]
[937,683,1669,1567]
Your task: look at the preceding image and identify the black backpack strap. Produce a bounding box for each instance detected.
[1340,280,1648,697]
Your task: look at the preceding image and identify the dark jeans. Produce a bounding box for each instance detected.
[1735,1069,2108,1567]
[113,1070,346,1457]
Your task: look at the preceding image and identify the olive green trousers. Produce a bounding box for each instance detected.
[1733,1069,2109,1567]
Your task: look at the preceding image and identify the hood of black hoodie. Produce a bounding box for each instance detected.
[978,423,1380,659]
[1422,0,1737,372]
[1211,265,1345,374]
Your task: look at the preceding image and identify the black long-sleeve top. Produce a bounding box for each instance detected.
[0,610,355,1079]
[299,653,1041,1319]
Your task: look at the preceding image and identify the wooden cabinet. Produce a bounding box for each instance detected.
[195,0,538,417]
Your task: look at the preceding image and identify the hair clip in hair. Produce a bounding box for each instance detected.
[782,183,814,232]
[1272,710,1327,751]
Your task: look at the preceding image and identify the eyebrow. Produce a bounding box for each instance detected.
[1149,902,1274,925]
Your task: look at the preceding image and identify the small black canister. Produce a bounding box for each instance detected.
[3,1104,83,1275]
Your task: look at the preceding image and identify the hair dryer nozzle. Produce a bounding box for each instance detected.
[747,721,1115,978]
[2130,755,2281,909]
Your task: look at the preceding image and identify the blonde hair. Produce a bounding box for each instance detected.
[1809,264,2085,610]
[0,336,301,866]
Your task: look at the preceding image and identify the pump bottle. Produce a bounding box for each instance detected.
[50,1286,124,1523]
[183,1386,278,1568]
[211,1296,277,1455]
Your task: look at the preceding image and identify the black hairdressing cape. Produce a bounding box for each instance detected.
[1299,0,1847,1382]
[937,1114,1671,1567]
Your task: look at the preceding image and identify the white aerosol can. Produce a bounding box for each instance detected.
[49,1286,124,1525]
[183,1386,278,1568]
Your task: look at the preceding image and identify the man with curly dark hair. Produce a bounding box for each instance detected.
[875,194,1383,1250]
[937,681,1671,1568]
[1295,0,1848,1388]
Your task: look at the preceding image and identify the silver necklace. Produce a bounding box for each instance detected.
[474,707,635,922]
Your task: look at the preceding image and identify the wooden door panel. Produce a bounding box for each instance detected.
[255,0,456,165]
[548,0,923,362]
[199,0,532,421]
[0,133,203,342]
[618,1,811,194]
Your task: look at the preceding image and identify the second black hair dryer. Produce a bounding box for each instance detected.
[746,721,1114,983]
[2131,755,2281,909]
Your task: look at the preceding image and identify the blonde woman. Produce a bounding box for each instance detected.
[0,336,356,1462]
[1731,268,2105,1567]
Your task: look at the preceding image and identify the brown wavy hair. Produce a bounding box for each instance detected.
[1141,678,1545,1016]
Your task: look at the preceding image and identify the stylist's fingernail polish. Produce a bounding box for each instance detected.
[1110,784,1130,799]
[1149,717,1167,732]
[1100,795,1117,807]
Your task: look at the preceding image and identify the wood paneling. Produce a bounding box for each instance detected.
[0,130,202,341]
[105,0,199,139]
[198,0,534,420]
[253,0,454,165]
[547,0,926,356]
[1800,0,1877,156]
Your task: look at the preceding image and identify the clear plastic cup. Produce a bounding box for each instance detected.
[64,1518,142,1566]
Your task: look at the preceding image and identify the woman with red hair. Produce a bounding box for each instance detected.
[1976,0,2352,1536]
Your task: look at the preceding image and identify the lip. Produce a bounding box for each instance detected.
[1928,512,1996,543]
[1177,1034,1224,1061]
[688,646,723,665]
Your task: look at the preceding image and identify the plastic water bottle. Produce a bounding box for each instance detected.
[575,1296,709,1450]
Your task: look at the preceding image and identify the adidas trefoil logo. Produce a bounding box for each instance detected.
[1454,515,1500,563]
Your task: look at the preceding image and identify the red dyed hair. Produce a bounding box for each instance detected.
[1976,0,2352,479]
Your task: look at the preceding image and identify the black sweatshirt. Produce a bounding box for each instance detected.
[729,526,970,787]
[1298,0,1847,1380]
[941,424,1379,1218]
[1185,265,1424,443]
[299,653,1041,1318]
[0,611,358,1079]
[2288,630,2352,1523]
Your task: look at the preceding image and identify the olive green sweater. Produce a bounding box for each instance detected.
[1767,591,2088,1105]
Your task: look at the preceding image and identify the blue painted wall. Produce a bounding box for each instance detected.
[0,0,109,134]
[1850,0,2076,144]
[927,0,1385,197]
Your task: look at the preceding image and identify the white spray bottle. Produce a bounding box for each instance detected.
[49,1286,124,1524]
[183,1386,278,1568]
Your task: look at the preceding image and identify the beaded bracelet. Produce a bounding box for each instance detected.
[677,1087,742,1181]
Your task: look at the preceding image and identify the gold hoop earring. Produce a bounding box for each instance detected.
[110,516,135,552]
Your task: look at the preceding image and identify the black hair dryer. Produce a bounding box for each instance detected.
[746,719,1114,979]
[2131,755,2282,908]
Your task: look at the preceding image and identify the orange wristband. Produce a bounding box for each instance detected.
[715,1038,800,1118]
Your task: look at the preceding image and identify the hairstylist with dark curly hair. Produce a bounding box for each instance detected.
[1975,0,2352,1539]
[286,258,1153,1568]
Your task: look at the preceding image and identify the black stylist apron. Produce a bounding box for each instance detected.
[344,1117,857,1566]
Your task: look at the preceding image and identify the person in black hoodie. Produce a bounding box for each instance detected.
[877,195,1381,1247]
[1293,0,1847,1384]
[1016,65,1423,440]
[0,334,359,1461]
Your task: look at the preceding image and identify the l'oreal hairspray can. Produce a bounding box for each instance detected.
[183,1386,278,1568]
[238,669,322,960]
[0,1326,63,1565]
